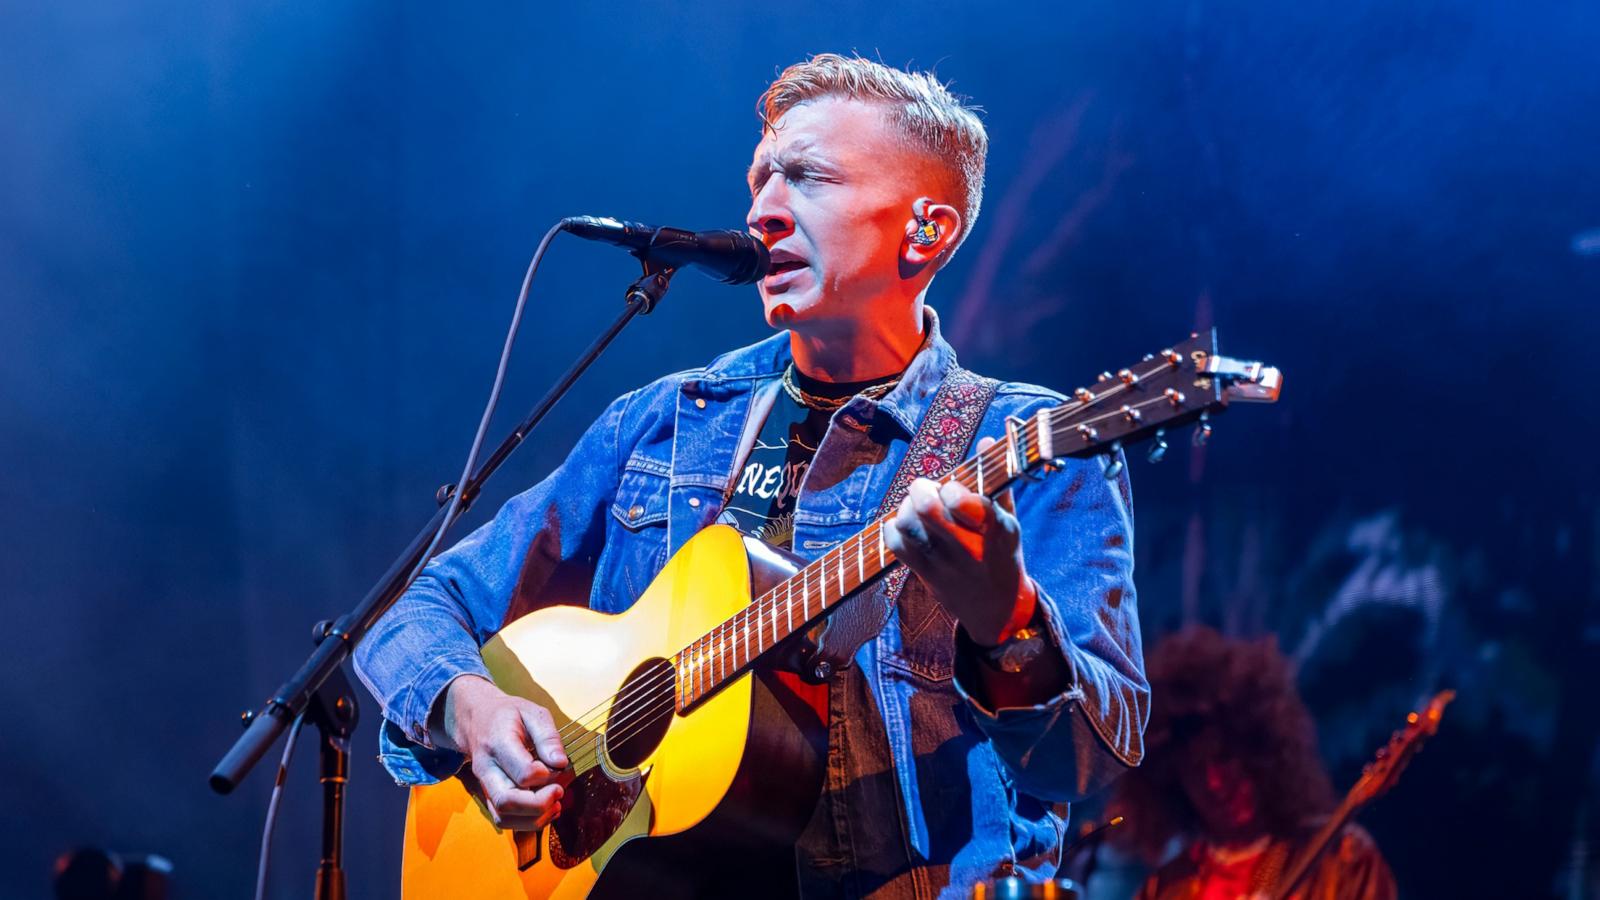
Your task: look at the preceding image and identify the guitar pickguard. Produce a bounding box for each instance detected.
[549,768,646,869]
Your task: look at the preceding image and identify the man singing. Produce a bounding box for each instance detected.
[356,53,1148,898]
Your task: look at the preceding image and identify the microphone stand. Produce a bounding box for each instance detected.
[211,255,678,899]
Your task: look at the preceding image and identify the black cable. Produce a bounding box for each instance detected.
[406,220,568,589]
[254,712,306,900]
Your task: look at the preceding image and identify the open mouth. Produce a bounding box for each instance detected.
[767,259,808,276]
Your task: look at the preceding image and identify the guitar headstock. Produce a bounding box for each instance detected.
[1349,690,1455,807]
[1037,329,1282,466]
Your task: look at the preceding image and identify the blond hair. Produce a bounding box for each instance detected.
[759,53,988,257]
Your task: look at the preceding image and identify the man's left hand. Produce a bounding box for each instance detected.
[883,437,1037,647]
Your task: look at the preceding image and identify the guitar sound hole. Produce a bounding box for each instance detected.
[603,657,677,772]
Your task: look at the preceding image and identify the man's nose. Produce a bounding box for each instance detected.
[746,180,794,241]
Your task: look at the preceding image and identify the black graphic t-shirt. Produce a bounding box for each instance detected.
[722,368,900,549]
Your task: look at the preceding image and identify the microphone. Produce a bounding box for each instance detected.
[562,216,770,284]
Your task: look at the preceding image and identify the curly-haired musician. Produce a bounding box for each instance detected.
[1113,627,1395,900]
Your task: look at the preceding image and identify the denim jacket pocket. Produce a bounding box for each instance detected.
[598,468,671,609]
[882,586,958,685]
[880,642,956,686]
[609,467,671,530]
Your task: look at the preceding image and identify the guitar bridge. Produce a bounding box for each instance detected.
[514,828,542,870]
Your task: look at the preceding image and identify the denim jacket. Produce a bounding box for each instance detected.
[353,309,1148,899]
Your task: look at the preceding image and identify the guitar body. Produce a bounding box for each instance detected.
[401,525,826,899]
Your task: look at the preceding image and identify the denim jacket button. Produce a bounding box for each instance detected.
[694,398,706,409]
[628,505,644,520]
[688,497,701,508]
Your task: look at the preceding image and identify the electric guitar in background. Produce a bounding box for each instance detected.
[401,329,1283,899]
[1270,690,1454,900]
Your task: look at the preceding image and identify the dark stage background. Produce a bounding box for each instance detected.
[3,2,1597,897]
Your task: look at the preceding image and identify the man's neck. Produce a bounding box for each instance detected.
[788,297,926,382]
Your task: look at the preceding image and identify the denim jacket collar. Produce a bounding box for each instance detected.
[696,306,959,437]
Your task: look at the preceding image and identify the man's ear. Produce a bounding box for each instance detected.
[901,198,963,272]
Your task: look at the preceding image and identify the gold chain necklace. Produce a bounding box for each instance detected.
[781,364,901,411]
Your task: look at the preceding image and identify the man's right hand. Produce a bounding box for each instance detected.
[435,674,569,831]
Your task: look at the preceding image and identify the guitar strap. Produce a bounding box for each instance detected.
[806,365,997,678]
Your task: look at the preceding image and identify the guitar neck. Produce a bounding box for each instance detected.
[1271,795,1360,900]
[670,334,1277,710]
[672,411,1050,709]
[1271,690,1453,899]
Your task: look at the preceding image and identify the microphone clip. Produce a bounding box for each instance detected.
[625,261,676,314]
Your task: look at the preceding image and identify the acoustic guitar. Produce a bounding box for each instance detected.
[401,330,1282,899]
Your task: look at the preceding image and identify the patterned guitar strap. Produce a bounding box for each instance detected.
[804,365,997,678]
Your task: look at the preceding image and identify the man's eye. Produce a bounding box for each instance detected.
[786,167,827,185]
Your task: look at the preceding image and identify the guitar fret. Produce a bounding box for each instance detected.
[700,634,709,693]
[857,537,865,585]
[836,551,846,596]
[800,566,809,619]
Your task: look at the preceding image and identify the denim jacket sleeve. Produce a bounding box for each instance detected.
[352,390,633,784]
[952,399,1148,803]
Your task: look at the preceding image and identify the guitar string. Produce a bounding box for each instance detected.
[543,360,1181,764]
[547,371,1178,767]
[551,381,1185,773]
[544,367,1178,766]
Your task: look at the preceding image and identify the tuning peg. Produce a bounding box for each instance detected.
[1147,429,1168,463]
[1192,411,1212,446]
[1103,441,1124,480]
